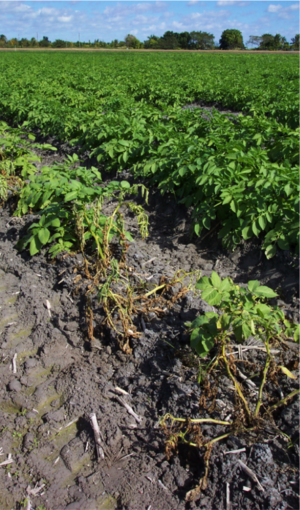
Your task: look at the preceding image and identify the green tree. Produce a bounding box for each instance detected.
[30,37,38,47]
[219,29,244,50]
[259,33,287,50]
[259,34,274,50]
[39,36,50,47]
[178,32,191,49]
[190,31,215,49]
[0,34,7,47]
[8,38,18,47]
[125,34,141,49]
[291,34,299,50]
[246,35,263,48]
[144,35,160,49]
[160,31,179,50]
[274,33,286,49]
[52,39,67,48]
[93,39,108,48]
[19,38,30,48]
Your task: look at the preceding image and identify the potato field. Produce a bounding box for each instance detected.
[0,51,299,510]
[1,52,299,257]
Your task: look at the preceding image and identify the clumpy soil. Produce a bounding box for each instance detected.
[0,139,299,510]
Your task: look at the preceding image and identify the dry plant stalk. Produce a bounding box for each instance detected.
[83,258,194,353]
[237,460,265,492]
[114,395,142,423]
[89,412,105,461]
[185,444,212,502]
[86,303,95,342]
[160,324,299,502]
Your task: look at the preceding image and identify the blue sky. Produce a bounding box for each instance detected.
[0,1,298,44]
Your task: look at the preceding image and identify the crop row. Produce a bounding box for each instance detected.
[0,52,298,256]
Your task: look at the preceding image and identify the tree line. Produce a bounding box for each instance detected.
[0,30,299,51]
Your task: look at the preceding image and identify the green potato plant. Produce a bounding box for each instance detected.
[189,271,299,353]
[15,154,147,258]
[0,53,298,258]
[0,120,57,200]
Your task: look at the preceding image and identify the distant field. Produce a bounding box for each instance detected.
[0,47,298,53]
[0,51,298,257]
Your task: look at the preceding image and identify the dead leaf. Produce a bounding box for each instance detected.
[279,366,297,380]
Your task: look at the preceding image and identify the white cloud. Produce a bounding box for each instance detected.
[12,4,31,14]
[57,16,73,24]
[267,2,298,14]
[0,2,87,38]
[267,4,282,13]
[182,8,230,25]
[92,3,172,36]
[0,0,21,11]
[103,2,167,19]
[157,2,167,6]
[170,7,255,40]
[172,21,184,29]
[187,1,209,5]
[39,8,58,17]
[141,21,168,34]
[132,15,158,26]
[267,3,299,20]
[217,1,247,6]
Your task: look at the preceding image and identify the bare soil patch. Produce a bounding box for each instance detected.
[0,131,299,510]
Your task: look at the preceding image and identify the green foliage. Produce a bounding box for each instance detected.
[189,271,299,358]
[16,154,146,258]
[291,34,299,50]
[189,31,214,50]
[247,36,263,49]
[259,33,289,51]
[125,34,142,49]
[0,175,8,200]
[219,29,244,50]
[0,121,56,164]
[0,53,298,257]
[52,39,67,48]
[0,120,57,200]
[0,30,297,50]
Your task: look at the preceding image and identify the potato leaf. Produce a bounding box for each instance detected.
[278,366,297,380]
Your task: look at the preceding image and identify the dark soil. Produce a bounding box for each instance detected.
[0,128,299,510]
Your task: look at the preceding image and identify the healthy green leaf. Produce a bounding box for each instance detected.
[64,191,78,202]
[201,288,223,306]
[196,276,212,291]
[210,271,221,289]
[247,280,260,293]
[253,286,277,298]
[38,227,51,245]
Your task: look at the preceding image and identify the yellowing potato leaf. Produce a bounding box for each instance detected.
[279,366,297,380]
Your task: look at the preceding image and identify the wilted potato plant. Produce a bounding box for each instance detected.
[162,272,299,500]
